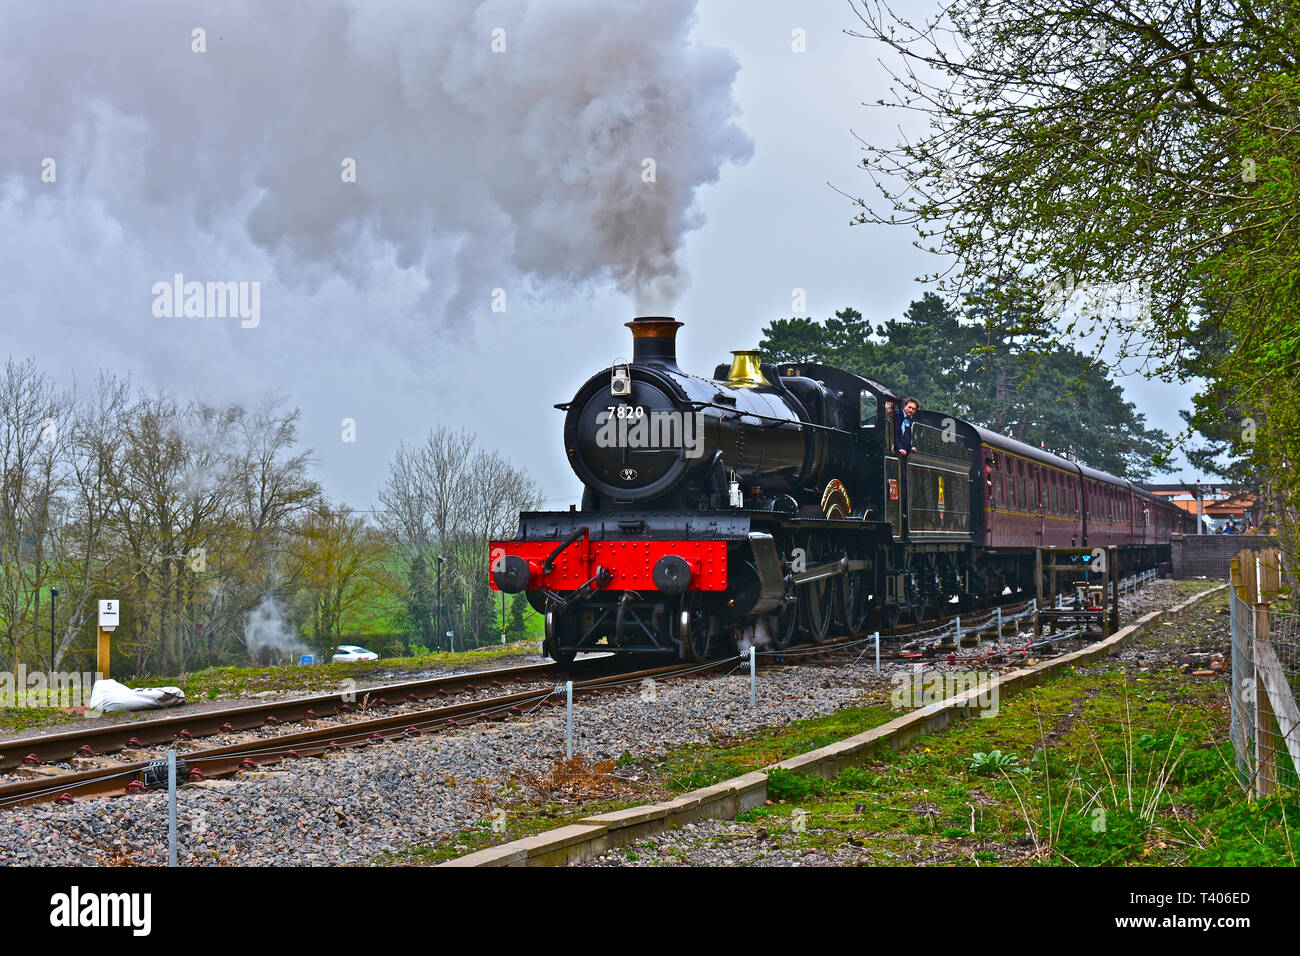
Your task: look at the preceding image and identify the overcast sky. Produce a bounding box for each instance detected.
[0,0,1201,514]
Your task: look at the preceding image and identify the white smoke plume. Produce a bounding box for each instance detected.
[0,0,751,324]
[244,594,308,662]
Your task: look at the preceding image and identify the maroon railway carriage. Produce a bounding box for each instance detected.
[975,428,1192,581]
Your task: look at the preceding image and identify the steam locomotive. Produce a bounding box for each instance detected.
[490,316,1193,663]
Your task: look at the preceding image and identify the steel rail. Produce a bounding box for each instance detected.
[0,655,639,771]
[0,659,731,809]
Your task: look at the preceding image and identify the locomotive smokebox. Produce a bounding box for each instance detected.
[626,316,683,371]
[565,314,810,507]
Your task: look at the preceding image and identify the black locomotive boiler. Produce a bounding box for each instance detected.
[490,316,1192,662]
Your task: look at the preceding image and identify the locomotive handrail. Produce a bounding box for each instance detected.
[542,525,590,574]
[684,400,857,437]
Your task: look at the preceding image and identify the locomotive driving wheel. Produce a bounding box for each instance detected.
[676,592,712,662]
[771,593,799,650]
[800,576,836,644]
[794,534,838,645]
[838,562,871,636]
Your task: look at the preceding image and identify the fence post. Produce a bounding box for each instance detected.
[565,681,574,760]
[749,646,757,708]
[1253,603,1277,798]
[1108,546,1120,637]
[1229,559,1255,790]
[167,749,177,867]
[1263,549,1281,601]
[1243,550,1259,603]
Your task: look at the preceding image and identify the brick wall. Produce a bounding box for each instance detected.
[1169,533,1280,579]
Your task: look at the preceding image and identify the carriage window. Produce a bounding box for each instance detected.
[860,391,877,428]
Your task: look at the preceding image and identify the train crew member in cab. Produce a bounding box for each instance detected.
[894,397,919,533]
[896,398,920,458]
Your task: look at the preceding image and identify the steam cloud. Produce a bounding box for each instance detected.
[0,0,752,323]
[244,594,308,662]
[735,615,775,654]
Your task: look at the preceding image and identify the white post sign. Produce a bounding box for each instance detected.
[98,599,119,631]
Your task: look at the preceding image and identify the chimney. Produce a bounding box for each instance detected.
[625,316,683,370]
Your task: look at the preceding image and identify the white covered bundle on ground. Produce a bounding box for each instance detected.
[87,679,185,712]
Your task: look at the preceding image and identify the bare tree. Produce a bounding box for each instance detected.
[48,373,129,669]
[0,358,69,669]
[379,428,541,649]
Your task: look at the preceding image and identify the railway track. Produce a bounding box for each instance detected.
[0,584,1134,810]
[0,659,731,809]
[0,655,641,771]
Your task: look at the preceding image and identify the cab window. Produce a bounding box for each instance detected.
[860,391,877,429]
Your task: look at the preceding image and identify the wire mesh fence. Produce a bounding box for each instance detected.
[1228,548,1299,796]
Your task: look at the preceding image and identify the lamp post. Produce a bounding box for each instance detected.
[1196,478,1203,535]
[437,556,446,651]
[49,587,58,676]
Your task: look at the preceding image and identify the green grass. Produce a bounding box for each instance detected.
[142,640,544,700]
[648,704,900,794]
[0,707,82,735]
[718,594,1300,866]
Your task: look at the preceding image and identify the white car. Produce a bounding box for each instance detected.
[332,645,379,663]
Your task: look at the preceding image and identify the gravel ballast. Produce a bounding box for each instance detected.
[0,581,1205,866]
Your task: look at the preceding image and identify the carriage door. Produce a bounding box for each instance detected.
[1036,466,1045,540]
